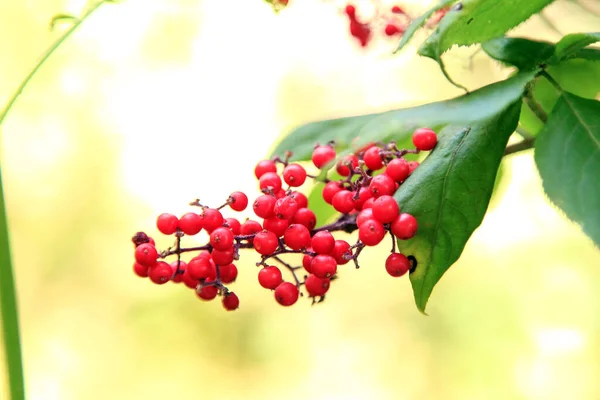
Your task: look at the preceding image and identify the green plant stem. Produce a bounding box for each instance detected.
[523,89,549,123]
[0,0,109,126]
[541,70,563,92]
[0,169,24,400]
[504,137,535,156]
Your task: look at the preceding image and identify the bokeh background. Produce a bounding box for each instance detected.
[1,0,600,399]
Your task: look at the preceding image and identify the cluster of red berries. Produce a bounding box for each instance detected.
[344,3,449,47]
[131,128,439,311]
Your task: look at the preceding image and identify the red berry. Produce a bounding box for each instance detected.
[156,213,179,235]
[363,146,384,170]
[331,240,352,265]
[254,160,277,179]
[369,174,396,197]
[182,269,200,289]
[384,24,401,36]
[275,189,287,199]
[312,145,336,169]
[259,172,282,193]
[133,262,149,277]
[412,128,438,151]
[358,219,386,246]
[336,155,359,177]
[179,212,203,235]
[345,4,356,19]
[391,5,404,14]
[170,260,187,283]
[356,207,374,227]
[289,191,308,209]
[263,217,290,237]
[408,161,419,174]
[283,224,311,250]
[310,255,337,278]
[362,197,375,210]
[252,196,276,220]
[211,248,235,265]
[322,181,344,204]
[282,164,307,187]
[350,20,372,47]
[258,266,283,289]
[274,196,298,220]
[305,274,331,297]
[134,243,158,266]
[210,227,234,251]
[254,230,279,255]
[302,253,314,273]
[199,208,224,233]
[372,195,400,223]
[148,261,172,284]
[229,191,248,211]
[332,190,355,214]
[311,231,335,254]
[197,285,218,301]
[225,217,241,235]
[385,253,410,277]
[274,282,299,306]
[222,292,239,311]
[352,187,372,211]
[240,219,262,237]
[187,257,213,280]
[219,263,238,283]
[253,195,276,219]
[391,213,418,239]
[385,158,410,183]
[292,208,317,230]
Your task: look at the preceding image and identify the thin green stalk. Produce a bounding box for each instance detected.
[0,0,110,125]
[0,169,24,400]
[0,2,114,399]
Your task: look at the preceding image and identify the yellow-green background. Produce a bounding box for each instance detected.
[1,0,599,399]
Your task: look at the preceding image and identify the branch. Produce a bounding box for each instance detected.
[504,137,535,156]
[523,89,549,124]
[0,1,111,126]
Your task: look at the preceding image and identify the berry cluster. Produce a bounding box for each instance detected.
[131,128,438,311]
[343,3,450,47]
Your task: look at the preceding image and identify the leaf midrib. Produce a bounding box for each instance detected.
[563,94,600,149]
[418,127,471,305]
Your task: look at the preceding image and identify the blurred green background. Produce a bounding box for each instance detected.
[1,0,599,399]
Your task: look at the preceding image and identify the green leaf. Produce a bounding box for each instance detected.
[482,37,555,70]
[272,71,539,312]
[0,170,26,400]
[394,0,456,54]
[419,0,556,57]
[552,32,600,62]
[271,70,539,161]
[534,92,600,247]
[395,103,522,313]
[307,182,338,227]
[519,59,600,136]
[571,48,600,62]
[417,0,555,86]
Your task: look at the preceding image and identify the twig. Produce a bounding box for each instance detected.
[523,89,549,124]
[0,1,112,126]
[504,137,535,156]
